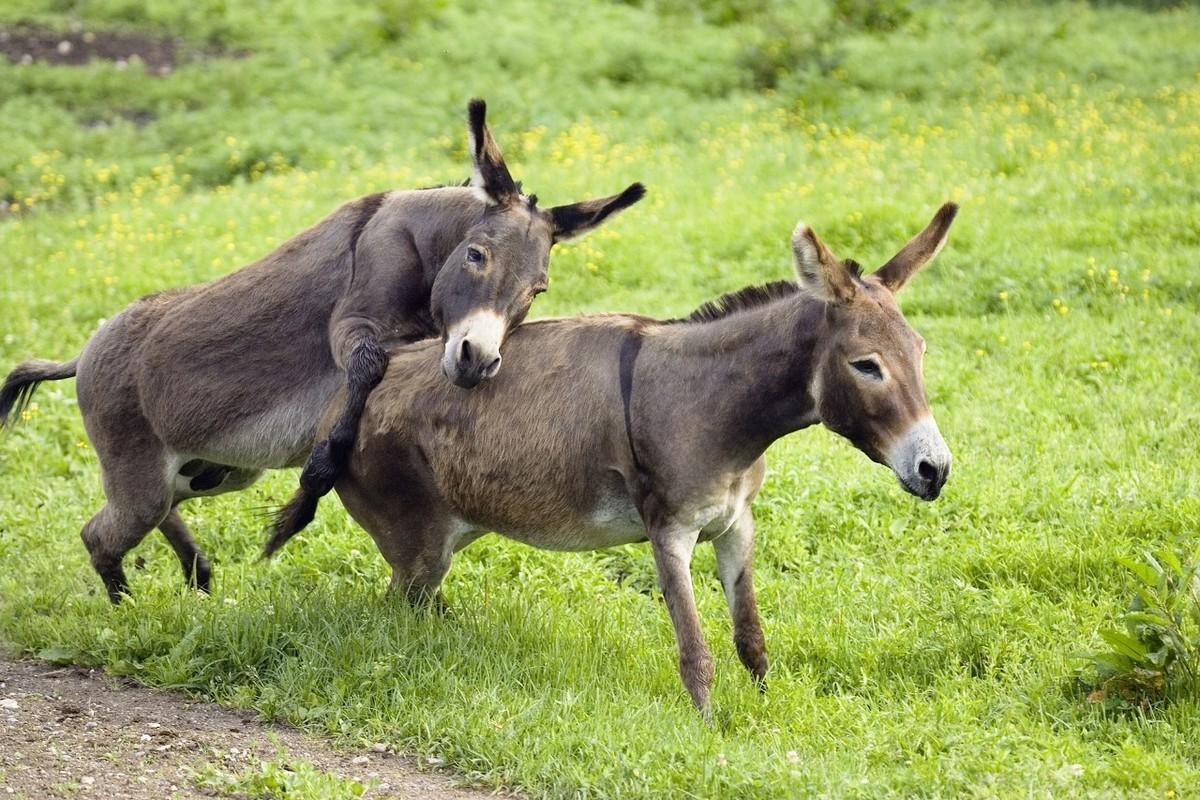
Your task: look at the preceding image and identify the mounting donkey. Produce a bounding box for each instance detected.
[0,99,645,603]
[266,203,959,719]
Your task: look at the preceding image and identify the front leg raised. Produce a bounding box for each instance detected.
[299,320,389,498]
[649,527,714,722]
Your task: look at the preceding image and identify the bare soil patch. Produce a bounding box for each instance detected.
[1,26,180,74]
[0,659,500,799]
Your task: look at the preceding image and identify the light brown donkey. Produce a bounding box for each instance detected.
[268,203,958,718]
[0,99,644,603]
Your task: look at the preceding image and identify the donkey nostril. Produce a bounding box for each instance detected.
[917,459,937,483]
[482,355,502,378]
[460,339,473,364]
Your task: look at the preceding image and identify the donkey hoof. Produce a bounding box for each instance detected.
[98,566,130,605]
[190,559,212,594]
[105,584,130,605]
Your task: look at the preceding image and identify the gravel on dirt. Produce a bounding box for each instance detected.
[0,659,502,799]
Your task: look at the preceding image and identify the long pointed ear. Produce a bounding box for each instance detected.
[467,98,520,205]
[873,202,959,293]
[791,222,857,304]
[547,183,646,243]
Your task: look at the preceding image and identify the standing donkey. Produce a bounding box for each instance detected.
[0,99,645,603]
[266,203,958,719]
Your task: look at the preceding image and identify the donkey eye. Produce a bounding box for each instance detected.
[466,246,484,263]
[851,359,883,380]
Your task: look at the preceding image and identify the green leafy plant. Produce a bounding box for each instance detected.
[832,0,913,33]
[190,750,369,799]
[1078,542,1200,711]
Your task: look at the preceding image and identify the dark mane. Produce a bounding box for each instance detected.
[416,178,473,190]
[420,179,534,209]
[677,280,800,324]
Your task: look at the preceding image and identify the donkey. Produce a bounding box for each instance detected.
[0,99,645,604]
[265,203,958,718]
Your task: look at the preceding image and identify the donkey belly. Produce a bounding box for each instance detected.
[487,514,647,552]
[186,370,345,469]
[498,514,647,552]
[135,265,343,470]
[456,472,647,552]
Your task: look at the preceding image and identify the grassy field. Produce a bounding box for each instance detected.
[2,0,1200,796]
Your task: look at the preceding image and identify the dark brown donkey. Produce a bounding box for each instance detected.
[267,203,958,719]
[0,99,645,603]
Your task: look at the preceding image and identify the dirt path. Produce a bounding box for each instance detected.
[0,659,500,799]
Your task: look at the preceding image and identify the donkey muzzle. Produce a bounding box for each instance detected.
[888,416,951,501]
[441,311,505,389]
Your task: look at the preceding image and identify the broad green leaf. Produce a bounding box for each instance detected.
[1118,556,1159,588]
[1156,548,1184,580]
[1099,629,1149,661]
[1123,610,1172,629]
[36,646,78,665]
[1087,651,1135,676]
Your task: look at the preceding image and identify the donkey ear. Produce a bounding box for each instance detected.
[873,202,959,293]
[467,98,520,205]
[791,222,857,304]
[547,183,646,243]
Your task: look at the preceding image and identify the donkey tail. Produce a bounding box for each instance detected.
[0,357,79,429]
[263,424,354,558]
[262,479,326,561]
[262,484,322,559]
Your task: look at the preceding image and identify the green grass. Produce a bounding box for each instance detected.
[190,749,370,799]
[2,0,1200,796]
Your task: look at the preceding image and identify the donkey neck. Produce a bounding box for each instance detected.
[403,187,491,288]
[644,293,827,467]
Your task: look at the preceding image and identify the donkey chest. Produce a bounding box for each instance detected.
[676,463,766,542]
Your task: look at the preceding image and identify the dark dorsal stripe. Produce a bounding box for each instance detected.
[619,329,647,483]
[619,328,657,503]
[679,280,800,325]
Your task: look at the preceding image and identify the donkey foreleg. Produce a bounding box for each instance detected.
[649,527,714,722]
[713,511,768,689]
[299,325,389,497]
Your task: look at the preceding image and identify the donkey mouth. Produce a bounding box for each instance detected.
[901,477,942,502]
[897,467,948,502]
[442,355,501,389]
[450,371,482,389]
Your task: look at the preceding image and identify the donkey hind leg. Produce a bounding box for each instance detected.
[713,510,768,689]
[81,488,173,604]
[158,508,211,593]
[385,530,456,609]
[162,465,263,593]
[354,500,457,608]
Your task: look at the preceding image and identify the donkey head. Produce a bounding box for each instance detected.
[792,203,958,500]
[431,99,646,388]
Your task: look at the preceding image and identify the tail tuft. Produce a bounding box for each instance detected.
[262,487,321,559]
[0,358,78,429]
